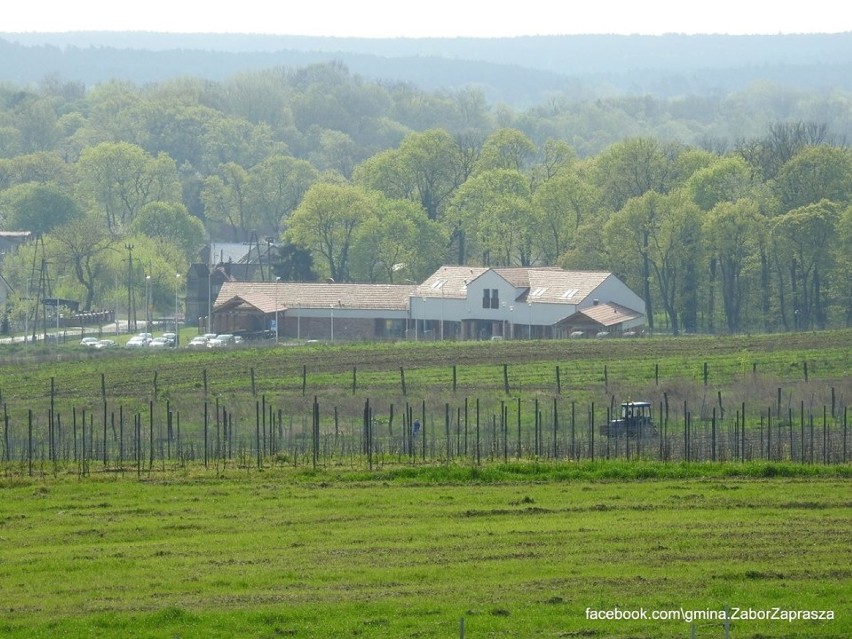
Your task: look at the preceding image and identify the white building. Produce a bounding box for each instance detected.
[211,266,645,341]
[409,266,646,340]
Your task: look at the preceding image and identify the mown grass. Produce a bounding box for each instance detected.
[0,463,849,638]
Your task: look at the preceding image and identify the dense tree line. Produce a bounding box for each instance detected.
[0,63,849,333]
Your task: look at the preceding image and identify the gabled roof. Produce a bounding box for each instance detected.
[416,266,489,298]
[215,292,281,315]
[216,281,417,312]
[569,301,642,327]
[418,265,612,305]
[521,270,611,304]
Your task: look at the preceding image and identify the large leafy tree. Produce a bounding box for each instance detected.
[531,170,599,264]
[449,169,535,267]
[75,142,181,231]
[703,199,764,333]
[475,128,537,174]
[770,200,840,330]
[246,154,318,234]
[349,197,447,283]
[605,190,703,335]
[834,205,852,326]
[774,145,852,212]
[1,182,81,234]
[130,202,205,261]
[686,155,755,211]
[592,138,683,212]
[47,212,118,311]
[201,162,251,241]
[354,129,464,221]
[285,182,377,282]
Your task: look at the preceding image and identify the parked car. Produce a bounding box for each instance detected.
[161,332,177,346]
[207,334,235,348]
[80,337,99,347]
[125,335,150,348]
[188,335,209,348]
[149,337,173,348]
[94,339,116,349]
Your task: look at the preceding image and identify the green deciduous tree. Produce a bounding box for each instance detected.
[350,197,447,283]
[48,212,118,310]
[774,145,852,212]
[246,154,318,234]
[130,202,206,261]
[201,162,251,241]
[285,182,377,281]
[76,142,181,231]
[592,138,684,212]
[686,155,755,211]
[605,190,703,335]
[354,129,465,221]
[475,128,537,174]
[703,199,764,333]
[0,182,81,234]
[770,200,840,330]
[449,169,535,266]
[531,170,599,264]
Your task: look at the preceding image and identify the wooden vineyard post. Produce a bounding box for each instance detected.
[27,409,33,477]
[590,402,595,462]
[204,401,209,468]
[255,401,261,469]
[571,400,576,460]
[475,398,481,466]
[149,401,154,470]
[103,402,108,466]
[445,403,451,461]
[3,403,9,463]
[314,397,321,470]
[400,367,406,396]
[553,398,558,459]
[517,397,522,458]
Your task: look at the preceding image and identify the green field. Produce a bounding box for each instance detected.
[0,465,849,638]
[0,333,849,637]
[0,331,850,469]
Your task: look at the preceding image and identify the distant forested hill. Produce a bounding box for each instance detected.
[1,32,851,107]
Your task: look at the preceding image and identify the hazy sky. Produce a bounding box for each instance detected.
[4,1,848,37]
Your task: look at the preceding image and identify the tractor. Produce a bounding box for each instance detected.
[601,401,657,437]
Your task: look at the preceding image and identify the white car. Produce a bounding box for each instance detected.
[94,339,116,349]
[80,337,99,347]
[207,334,235,348]
[188,336,209,348]
[125,335,149,348]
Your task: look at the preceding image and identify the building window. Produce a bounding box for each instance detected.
[483,288,499,309]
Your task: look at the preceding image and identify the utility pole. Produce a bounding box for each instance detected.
[125,243,135,333]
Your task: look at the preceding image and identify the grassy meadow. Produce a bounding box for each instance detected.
[0,464,849,638]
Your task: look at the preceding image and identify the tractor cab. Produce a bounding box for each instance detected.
[601,401,657,437]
